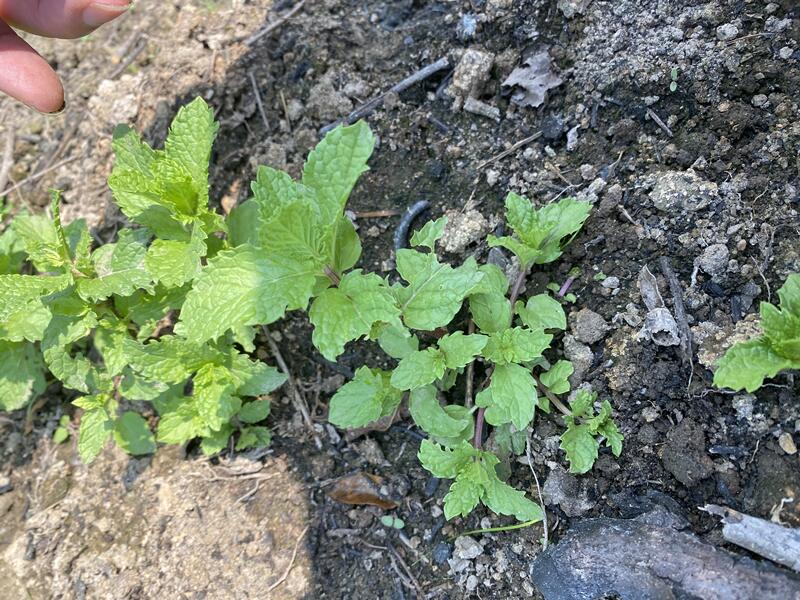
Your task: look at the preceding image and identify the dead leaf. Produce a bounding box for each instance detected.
[502,50,563,108]
[326,472,398,509]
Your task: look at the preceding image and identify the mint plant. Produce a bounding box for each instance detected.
[714,273,800,392]
[179,116,621,521]
[0,98,286,462]
[1,98,624,523]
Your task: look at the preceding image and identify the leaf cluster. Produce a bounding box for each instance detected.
[714,274,800,392]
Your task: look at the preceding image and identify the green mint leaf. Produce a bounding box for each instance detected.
[178,244,318,342]
[777,274,800,317]
[235,426,272,451]
[328,367,401,429]
[437,331,488,369]
[560,419,599,474]
[0,341,47,411]
[0,274,69,342]
[494,423,527,456]
[409,385,472,438]
[429,405,475,447]
[301,121,375,224]
[111,124,156,172]
[93,326,131,377]
[107,170,186,238]
[539,360,573,394]
[53,426,70,444]
[390,347,447,391]
[193,364,241,431]
[417,439,477,479]
[0,226,26,275]
[42,313,98,393]
[410,217,447,250]
[482,326,552,365]
[760,301,800,359]
[157,400,204,444]
[113,411,156,456]
[310,270,402,360]
[114,285,187,338]
[11,212,70,272]
[395,251,483,330]
[122,335,222,384]
[482,469,544,522]
[569,388,596,419]
[238,399,271,424]
[488,194,591,267]
[76,230,152,301]
[468,264,511,333]
[444,461,484,519]
[145,224,207,288]
[714,339,794,392]
[376,324,419,359]
[199,426,233,455]
[227,353,286,397]
[476,362,537,430]
[516,294,566,331]
[78,406,114,463]
[164,97,218,209]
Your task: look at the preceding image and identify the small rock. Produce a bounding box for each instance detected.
[732,394,755,420]
[456,13,478,41]
[778,433,797,455]
[432,542,452,564]
[579,164,596,181]
[570,308,609,344]
[307,74,354,121]
[601,276,620,289]
[650,170,718,213]
[566,125,580,151]
[715,23,739,41]
[696,244,730,279]
[564,334,593,387]
[751,94,769,108]
[486,169,500,187]
[463,97,501,121]
[661,419,714,487]
[454,536,483,560]
[440,207,490,254]
[541,114,564,140]
[465,575,479,592]
[448,49,494,109]
[356,438,388,466]
[557,0,592,18]
[542,466,596,517]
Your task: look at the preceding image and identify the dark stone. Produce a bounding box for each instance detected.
[541,114,565,140]
[661,418,714,487]
[432,542,452,564]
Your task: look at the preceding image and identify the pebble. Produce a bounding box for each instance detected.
[542,467,596,517]
[716,23,739,41]
[697,244,730,278]
[566,125,580,151]
[564,334,593,387]
[541,114,564,140]
[650,170,718,213]
[448,49,494,108]
[432,541,452,564]
[453,536,483,560]
[751,94,769,108]
[465,575,479,592]
[570,308,609,344]
[779,46,793,60]
[600,276,620,289]
[778,432,797,455]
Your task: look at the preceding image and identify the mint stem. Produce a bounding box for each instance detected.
[473,406,485,449]
[557,276,575,298]
[323,265,341,286]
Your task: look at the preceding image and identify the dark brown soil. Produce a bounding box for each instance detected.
[1,0,799,598]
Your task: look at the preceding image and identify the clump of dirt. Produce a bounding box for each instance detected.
[1,443,311,598]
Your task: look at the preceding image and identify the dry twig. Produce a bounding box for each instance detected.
[0,130,15,195]
[478,131,541,170]
[249,71,270,130]
[266,524,310,593]
[245,0,307,46]
[262,326,323,449]
[0,155,80,199]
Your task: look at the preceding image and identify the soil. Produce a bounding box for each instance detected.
[1,0,799,598]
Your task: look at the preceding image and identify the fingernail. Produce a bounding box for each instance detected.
[47,99,67,116]
[83,1,132,28]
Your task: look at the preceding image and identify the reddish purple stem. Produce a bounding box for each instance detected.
[557,276,576,298]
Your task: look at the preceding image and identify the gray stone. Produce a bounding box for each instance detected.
[564,334,593,387]
[661,419,714,487]
[447,49,494,109]
[570,308,609,344]
[697,244,730,278]
[453,536,484,560]
[649,170,718,213]
[432,542,452,564]
[557,0,592,18]
[715,23,739,41]
[542,466,596,517]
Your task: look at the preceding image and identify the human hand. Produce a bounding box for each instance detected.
[0,0,131,113]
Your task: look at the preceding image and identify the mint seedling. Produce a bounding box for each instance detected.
[714,273,800,392]
[0,98,286,462]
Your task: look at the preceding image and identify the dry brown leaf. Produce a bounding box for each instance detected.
[326,472,398,509]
